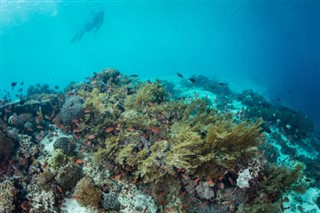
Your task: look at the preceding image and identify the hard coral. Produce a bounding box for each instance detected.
[56,163,82,190]
[53,137,75,155]
[101,193,121,211]
[38,171,55,191]
[48,149,67,172]
[73,177,102,208]
[124,80,166,110]
[61,96,84,125]
[0,180,16,212]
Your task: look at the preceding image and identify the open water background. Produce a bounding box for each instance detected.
[1,1,319,130]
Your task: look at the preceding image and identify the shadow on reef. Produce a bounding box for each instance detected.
[0,68,318,212]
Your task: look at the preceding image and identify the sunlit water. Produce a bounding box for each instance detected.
[1,1,319,130]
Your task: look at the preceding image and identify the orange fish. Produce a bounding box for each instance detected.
[73,133,79,140]
[105,127,115,133]
[75,159,83,164]
[148,102,156,107]
[68,138,75,144]
[73,128,81,133]
[113,174,121,181]
[151,127,160,134]
[42,161,48,169]
[127,127,135,132]
[56,185,63,195]
[36,125,43,129]
[86,134,95,140]
[36,134,43,141]
[36,115,42,123]
[193,177,201,183]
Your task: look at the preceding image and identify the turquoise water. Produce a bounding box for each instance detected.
[1,1,319,129]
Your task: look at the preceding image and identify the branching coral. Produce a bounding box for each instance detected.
[124,80,166,110]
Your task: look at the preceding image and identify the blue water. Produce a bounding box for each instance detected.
[1,1,319,129]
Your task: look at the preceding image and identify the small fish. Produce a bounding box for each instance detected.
[75,159,83,164]
[17,88,23,92]
[86,134,95,140]
[188,78,196,83]
[105,127,115,133]
[54,85,59,90]
[113,174,121,181]
[42,161,48,169]
[151,127,160,134]
[129,74,138,77]
[11,82,17,89]
[127,127,135,132]
[193,177,201,183]
[20,82,24,85]
[176,73,184,78]
[218,82,227,86]
[56,185,64,195]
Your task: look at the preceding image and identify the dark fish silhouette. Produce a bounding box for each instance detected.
[71,11,104,42]
[188,78,196,83]
[218,82,227,86]
[20,82,24,85]
[176,73,184,78]
[54,86,59,90]
[18,88,23,92]
[11,82,17,89]
[129,75,138,78]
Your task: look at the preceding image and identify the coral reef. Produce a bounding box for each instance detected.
[73,176,102,208]
[0,68,317,212]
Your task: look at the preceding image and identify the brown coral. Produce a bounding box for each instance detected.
[73,176,102,208]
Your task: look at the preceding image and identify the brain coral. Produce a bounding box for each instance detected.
[61,96,84,125]
[101,193,121,211]
[53,137,75,155]
[56,163,82,190]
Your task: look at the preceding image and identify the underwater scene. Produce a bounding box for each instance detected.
[0,1,320,213]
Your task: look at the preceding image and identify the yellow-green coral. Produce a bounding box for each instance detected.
[262,163,303,193]
[48,149,67,172]
[135,140,173,183]
[124,80,166,110]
